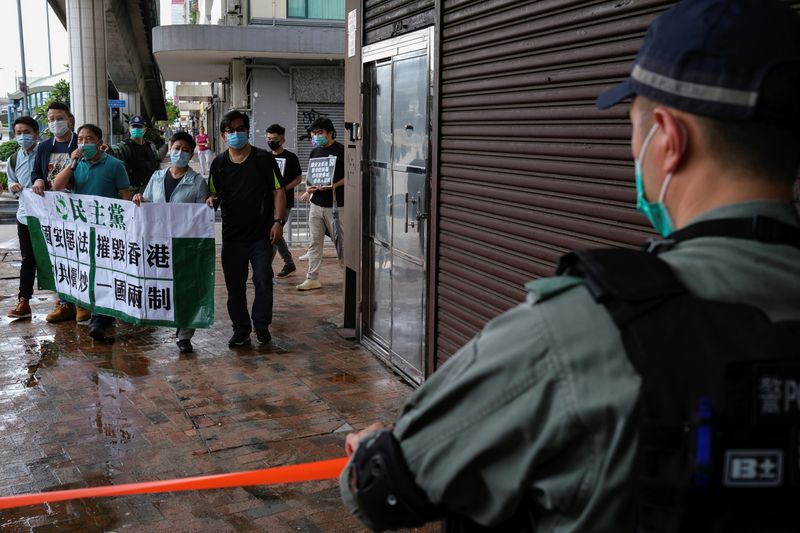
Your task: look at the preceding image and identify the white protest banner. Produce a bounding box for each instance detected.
[22,190,215,328]
[307,156,337,187]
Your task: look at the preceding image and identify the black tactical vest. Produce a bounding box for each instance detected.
[558,216,800,533]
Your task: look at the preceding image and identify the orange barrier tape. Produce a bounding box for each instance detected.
[0,457,349,510]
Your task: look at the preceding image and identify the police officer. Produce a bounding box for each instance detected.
[339,0,800,531]
[107,115,160,195]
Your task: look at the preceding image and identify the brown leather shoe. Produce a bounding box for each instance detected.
[8,297,32,319]
[76,306,92,322]
[46,302,76,323]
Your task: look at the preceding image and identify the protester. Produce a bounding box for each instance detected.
[107,115,160,195]
[266,124,303,278]
[195,126,212,176]
[132,131,209,354]
[51,124,130,341]
[207,110,286,347]
[6,116,40,319]
[30,102,85,323]
[339,1,800,531]
[296,117,344,291]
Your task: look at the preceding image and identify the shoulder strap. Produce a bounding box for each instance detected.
[557,248,687,327]
[9,151,17,173]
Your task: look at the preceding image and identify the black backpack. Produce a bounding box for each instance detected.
[558,216,800,532]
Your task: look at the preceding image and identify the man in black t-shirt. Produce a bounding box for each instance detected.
[296,117,345,291]
[267,124,303,278]
[208,111,286,347]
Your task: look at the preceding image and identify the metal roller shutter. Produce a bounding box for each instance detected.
[435,0,677,363]
[364,0,435,45]
[296,103,346,172]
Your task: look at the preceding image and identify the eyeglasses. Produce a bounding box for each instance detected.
[224,126,248,134]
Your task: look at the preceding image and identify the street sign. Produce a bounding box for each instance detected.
[108,99,126,108]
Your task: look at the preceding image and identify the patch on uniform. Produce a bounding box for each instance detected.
[755,364,800,420]
[526,276,582,304]
[723,450,783,487]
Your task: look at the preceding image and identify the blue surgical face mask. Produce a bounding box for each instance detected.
[170,150,191,168]
[17,134,36,150]
[80,143,98,160]
[226,131,248,149]
[313,134,328,147]
[634,124,675,237]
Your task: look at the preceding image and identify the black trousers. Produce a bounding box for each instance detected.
[221,239,274,334]
[17,222,36,300]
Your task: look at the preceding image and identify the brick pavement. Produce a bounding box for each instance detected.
[0,239,439,532]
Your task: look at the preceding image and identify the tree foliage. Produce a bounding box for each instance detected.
[32,79,70,122]
[165,99,180,123]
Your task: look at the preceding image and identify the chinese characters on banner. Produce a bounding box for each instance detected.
[306,156,337,188]
[22,191,216,328]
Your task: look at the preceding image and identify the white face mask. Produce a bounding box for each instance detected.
[49,120,69,137]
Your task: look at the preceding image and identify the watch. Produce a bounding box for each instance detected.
[274,218,286,226]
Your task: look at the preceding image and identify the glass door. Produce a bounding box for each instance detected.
[364,36,430,384]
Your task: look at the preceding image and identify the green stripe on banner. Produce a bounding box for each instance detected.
[172,237,215,328]
[26,217,56,291]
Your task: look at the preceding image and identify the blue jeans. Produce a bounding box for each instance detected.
[221,239,274,334]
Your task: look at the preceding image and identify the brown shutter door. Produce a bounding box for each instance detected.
[364,0,435,45]
[434,0,675,364]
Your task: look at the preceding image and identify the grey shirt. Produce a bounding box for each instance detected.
[340,200,800,532]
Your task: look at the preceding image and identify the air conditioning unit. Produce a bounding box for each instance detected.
[229,60,249,110]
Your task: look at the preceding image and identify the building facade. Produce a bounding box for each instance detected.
[154,0,346,165]
[343,0,800,385]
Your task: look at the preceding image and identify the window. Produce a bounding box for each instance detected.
[287,0,344,20]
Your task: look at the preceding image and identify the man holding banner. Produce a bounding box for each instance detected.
[51,123,130,340]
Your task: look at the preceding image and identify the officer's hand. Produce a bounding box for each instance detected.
[132,194,143,206]
[10,183,22,194]
[32,179,46,196]
[99,143,109,152]
[345,422,386,458]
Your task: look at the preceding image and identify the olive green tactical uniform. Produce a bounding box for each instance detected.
[341,200,800,532]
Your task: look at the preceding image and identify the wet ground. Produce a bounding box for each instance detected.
[0,234,434,532]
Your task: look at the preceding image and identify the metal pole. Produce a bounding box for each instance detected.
[45,0,53,76]
[16,0,29,116]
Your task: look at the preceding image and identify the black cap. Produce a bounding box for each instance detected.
[130,115,148,127]
[596,0,800,127]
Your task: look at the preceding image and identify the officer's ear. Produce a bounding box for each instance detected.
[652,107,689,175]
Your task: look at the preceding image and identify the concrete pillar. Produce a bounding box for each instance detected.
[119,91,141,120]
[67,0,108,133]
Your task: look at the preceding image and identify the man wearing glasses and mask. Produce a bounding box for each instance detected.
[207,111,286,348]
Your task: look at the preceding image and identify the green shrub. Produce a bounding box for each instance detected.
[0,172,7,190]
[0,140,20,161]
